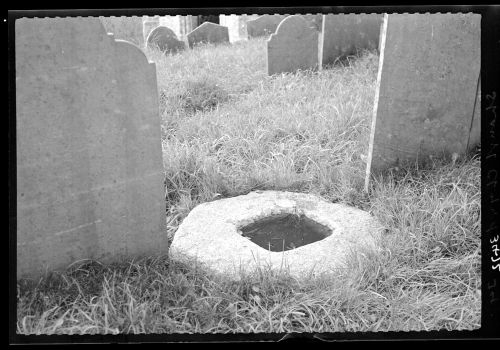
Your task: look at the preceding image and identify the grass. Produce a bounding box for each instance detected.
[16,37,481,334]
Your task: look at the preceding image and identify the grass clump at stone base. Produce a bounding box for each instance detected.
[176,78,230,115]
[17,38,481,333]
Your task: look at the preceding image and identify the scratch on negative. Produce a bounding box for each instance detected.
[17,220,103,247]
[53,219,103,237]
[62,66,89,72]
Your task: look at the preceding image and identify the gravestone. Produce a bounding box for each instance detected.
[364,13,481,191]
[321,13,383,67]
[267,15,319,75]
[100,16,144,48]
[16,17,167,278]
[186,22,229,48]
[146,25,185,54]
[247,14,288,38]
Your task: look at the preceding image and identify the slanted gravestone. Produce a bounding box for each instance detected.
[16,17,167,278]
[267,15,319,75]
[146,25,185,54]
[321,13,383,67]
[247,14,287,38]
[186,22,229,48]
[364,13,481,191]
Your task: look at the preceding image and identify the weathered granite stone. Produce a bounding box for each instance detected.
[146,25,185,54]
[365,14,481,190]
[169,191,383,281]
[16,17,167,278]
[247,14,288,38]
[321,13,382,67]
[186,22,229,48]
[267,15,319,75]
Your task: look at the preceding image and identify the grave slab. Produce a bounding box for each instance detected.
[16,17,167,278]
[186,22,229,48]
[321,13,382,67]
[267,15,319,75]
[365,13,481,190]
[146,25,185,54]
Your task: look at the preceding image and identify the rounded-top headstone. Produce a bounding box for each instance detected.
[146,25,185,54]
[273,15,315,39]
[267,15,319,75]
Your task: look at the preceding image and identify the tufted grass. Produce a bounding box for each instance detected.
[17,37,480,334]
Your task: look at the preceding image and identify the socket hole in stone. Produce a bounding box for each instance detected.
[239,213,332,252]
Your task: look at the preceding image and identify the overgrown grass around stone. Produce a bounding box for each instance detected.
[17,38,481,334]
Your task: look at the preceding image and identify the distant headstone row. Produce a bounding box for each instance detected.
[266,13,383,76]
[100,14,325,60]
[101,16,234,55]
[144,22,230,54]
